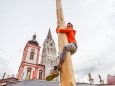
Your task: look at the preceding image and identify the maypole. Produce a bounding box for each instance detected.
[56,0,76,86]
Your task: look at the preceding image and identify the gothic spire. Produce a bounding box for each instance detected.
[46,28,52,39]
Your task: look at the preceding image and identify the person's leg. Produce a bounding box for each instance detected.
[70,43,77,55]
[57,43,77,70]
[46,66,59,81]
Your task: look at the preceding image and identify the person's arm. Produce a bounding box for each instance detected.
[56,28,71,33]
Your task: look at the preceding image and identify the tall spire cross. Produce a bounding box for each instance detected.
[56,0,76,86]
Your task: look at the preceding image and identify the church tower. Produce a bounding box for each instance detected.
[17,34,45,80]
[41,29,58,80]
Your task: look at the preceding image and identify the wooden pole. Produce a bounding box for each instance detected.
[56,0,76,86]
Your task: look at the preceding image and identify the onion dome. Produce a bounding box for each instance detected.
[28,34,39,46]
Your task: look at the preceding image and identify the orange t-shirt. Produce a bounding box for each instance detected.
[56,28,77,43]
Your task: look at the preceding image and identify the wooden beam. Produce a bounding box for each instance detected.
[56,0,76,86]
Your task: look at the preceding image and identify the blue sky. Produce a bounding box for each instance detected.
[0,0,115,84]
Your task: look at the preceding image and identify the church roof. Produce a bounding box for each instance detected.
[28,34,39,46]
[46,29,52,39]
[8,80,59,86]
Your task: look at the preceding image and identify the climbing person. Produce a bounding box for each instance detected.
[46,22,77,81]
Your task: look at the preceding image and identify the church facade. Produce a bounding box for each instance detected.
[17,29,58,81]
[17,34,45,80]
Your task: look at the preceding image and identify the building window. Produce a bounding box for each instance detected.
[50,43,52,46]
[21,73,24,80]
[30,48,35,60]
[53,60,56,66]
[26,67,32,80]
[39,70,43,80]
[51,60,53,66]
[47,58,50,65]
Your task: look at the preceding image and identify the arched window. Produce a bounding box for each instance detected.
[39,70,43,80]
[26,67,32,80]
[50,43,52,46]
[51,60,53,66]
